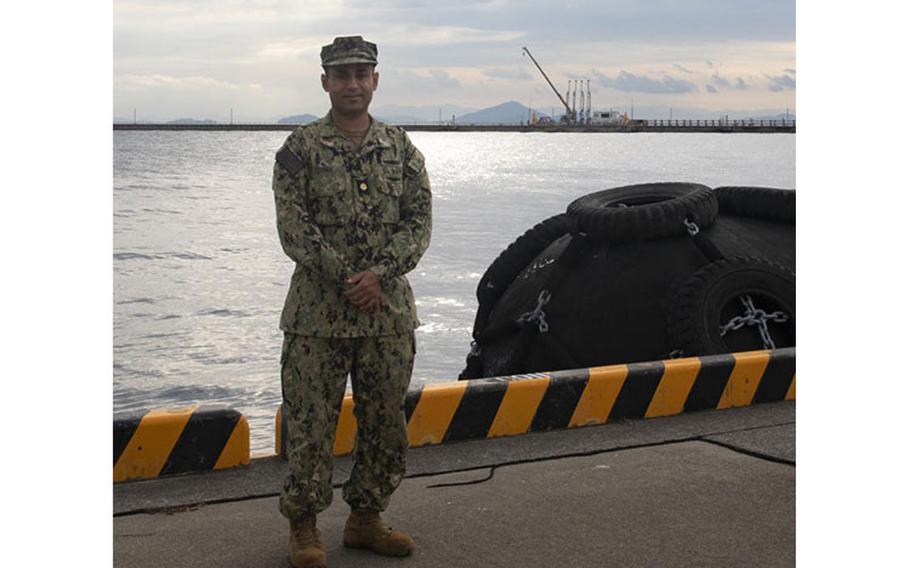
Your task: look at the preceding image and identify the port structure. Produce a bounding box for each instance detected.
[522,46,578,125]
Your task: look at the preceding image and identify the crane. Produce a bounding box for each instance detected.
[521,47,575,124]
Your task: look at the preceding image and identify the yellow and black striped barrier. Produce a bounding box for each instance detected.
[114,405,249,482]
[276,348,795,457]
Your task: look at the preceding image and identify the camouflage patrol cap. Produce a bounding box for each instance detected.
[320,36,378,67]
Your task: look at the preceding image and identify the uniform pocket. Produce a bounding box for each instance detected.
[309,179,352,226]
[375,176,402,224]
[380,158,403,182]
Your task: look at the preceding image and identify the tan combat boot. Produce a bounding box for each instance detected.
[288,516,326,568]
[343,510,415,557]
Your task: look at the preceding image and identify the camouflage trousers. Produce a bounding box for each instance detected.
[278,331,415,521]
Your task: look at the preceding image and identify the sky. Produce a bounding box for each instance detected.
[113,0,795,122]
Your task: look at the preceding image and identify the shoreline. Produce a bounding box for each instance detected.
[113,123,796,133]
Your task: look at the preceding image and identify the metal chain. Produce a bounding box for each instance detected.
[517,289,552,333]
[683,217,700,236]
[719,294,789,349]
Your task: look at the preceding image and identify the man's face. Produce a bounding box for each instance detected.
[321,64,379,118]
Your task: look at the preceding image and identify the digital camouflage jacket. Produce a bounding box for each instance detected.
[272,113,432,337]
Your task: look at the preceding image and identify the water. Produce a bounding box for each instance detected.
[113,130,795,452]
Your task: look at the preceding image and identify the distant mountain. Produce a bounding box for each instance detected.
[278,114,319,125]
[455,101,550,124]
[375,114,425,125]
[373,104,477,124]
[168,118,218,125]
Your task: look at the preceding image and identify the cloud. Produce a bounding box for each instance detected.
[378,25,524,47]
[705,84,718,94]
[115,0,342,29]
[387,68,461,90]
[594,70,696,94]
[348,0,795,44]
[484,67,533,80]
[256,38,320,60]
[767,74,796,91]
[347,0,495,9]
[708,73,750,91]
[116,74,262,91]
[673,64,695,74]
[784,68,796,74]
[427,70,461,88]
[253,24,524,62]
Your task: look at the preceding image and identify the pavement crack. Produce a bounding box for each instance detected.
[425,467,496,488]
[152,503,206,515]
[409,422,795,481]
[700,421,794,437]
[114,493,278,518]
[699,438,795,466]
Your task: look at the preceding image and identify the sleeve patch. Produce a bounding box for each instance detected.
[276,145,305,175]
[405,151,425,178]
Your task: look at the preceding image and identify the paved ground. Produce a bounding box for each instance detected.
[114,401,795,567]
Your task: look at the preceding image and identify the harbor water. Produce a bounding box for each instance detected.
[113,130,795,452]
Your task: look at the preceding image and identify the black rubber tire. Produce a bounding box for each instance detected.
[714,186,795,223]
[566,182,718,243]
[667,256,795,356]
[458,349,484,380]
[463,213,573,379]
[475,213,573,310]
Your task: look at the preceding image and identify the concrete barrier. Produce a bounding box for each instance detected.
[114,405,249,482]
[276,348,795,457]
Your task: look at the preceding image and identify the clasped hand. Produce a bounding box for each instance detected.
[344,271,384,312]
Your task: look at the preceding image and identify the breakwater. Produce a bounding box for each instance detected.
[113,120,795,133]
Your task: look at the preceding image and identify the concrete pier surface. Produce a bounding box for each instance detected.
[114,401,795,567]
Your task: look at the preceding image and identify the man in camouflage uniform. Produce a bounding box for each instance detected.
[272,36,432,567]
